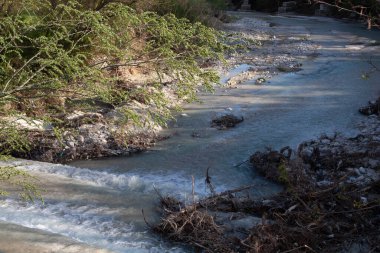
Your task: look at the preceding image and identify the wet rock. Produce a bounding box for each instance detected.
[191,132,201,138]
[276,63,302,73]
[359,98,379,116]
[211,114,244,130]
[255,77,266,85]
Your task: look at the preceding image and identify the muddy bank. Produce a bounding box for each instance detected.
[154,108,380,252]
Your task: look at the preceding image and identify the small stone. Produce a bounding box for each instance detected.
[359,167,366,174]
[77,135,85,143]
[354,168,361,176]
[67,141,76,148]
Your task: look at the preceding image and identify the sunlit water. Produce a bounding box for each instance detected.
[1,12,379,252]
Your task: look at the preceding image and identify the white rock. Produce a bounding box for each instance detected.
[2,116,52,131]
[67,141,76,148]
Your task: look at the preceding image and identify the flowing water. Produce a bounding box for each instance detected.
[1,12,380,252]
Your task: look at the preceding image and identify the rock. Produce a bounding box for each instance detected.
[67,141,76,148]
[77,135,85,143]
[276,64,302,73]
[211,114,244,129]
[359,167,366,174]
[2,116,52,131]
[255,77,266,85]
[191,132,201,138]
[359,98,379,116]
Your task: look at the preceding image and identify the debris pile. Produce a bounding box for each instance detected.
[154,114,380,252]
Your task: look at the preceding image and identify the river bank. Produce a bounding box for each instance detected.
[0,12,316,164]
[154,110,380,253]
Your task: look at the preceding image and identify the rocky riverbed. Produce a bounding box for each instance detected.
[219,14,318,87]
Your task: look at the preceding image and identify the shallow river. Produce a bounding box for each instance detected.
[0,12,380,253]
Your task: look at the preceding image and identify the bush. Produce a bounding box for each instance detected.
[0,0,230,156]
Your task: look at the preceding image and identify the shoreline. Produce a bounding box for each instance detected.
[154,112,380,252]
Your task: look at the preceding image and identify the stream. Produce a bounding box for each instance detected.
[0,12,380,253]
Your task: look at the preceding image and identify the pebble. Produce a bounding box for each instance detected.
[67,142,75,148]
